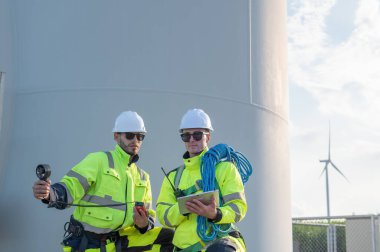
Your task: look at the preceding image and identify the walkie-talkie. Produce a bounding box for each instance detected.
[135,201,147,215]
[161,167,184,198]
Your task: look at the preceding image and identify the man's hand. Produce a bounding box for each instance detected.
[185,195,217,220]
[33,179,51,200]
[133,206,148,229]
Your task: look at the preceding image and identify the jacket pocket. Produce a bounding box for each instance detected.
[134,179,148,202]
[98,168,123,197]
[103,168,120,180]
[84,207,113,221]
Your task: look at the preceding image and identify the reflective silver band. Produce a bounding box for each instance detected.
[145,202,152,210]
[157,202,175,227]
[136,166,146,181]
[81,222,115,234]
[104,151,114,168]
[66,170,90,193]
[228,203,242,222]
[81,194,126,211]
[174,165,185,188]
[223,192,246,203]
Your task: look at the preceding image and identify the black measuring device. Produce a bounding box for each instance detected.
[36,164,51,181]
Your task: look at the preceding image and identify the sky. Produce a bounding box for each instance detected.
[288,0,380,217]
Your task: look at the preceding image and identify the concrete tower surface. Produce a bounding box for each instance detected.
[250,0,292,250]
[0,0,291,251]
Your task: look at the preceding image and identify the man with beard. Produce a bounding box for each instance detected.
[33,111,174,252]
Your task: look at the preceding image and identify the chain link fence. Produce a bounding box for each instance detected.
[293,215,380,252]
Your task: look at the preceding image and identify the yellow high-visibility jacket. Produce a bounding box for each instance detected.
[59,144,154,233]
[156,147,247,250]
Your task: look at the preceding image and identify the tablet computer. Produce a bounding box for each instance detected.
[177,190,219,215]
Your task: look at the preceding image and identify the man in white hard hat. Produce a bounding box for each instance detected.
[33,111,174,252]
[156,109,247,251]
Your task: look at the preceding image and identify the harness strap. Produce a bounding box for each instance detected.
[181,180,203,196]
[100,238,107,252]
[117,236,128,252]
[77,234,88,252]
[85,231,123,252]
[64,216,124,251]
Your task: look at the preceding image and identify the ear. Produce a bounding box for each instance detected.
[113,132,120,142]
[205,133,211,143]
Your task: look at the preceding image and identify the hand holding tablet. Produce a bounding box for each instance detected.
[177,190,219,215]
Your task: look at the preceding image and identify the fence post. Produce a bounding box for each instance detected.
[333,225,337,252]
[370,215,377,252]
[327,224,330,252]
[326,223,338,252]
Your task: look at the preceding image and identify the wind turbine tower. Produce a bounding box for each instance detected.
[320,123,348,252]
[319,123,348,218]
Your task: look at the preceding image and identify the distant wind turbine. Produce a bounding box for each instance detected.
[319,123,348,218]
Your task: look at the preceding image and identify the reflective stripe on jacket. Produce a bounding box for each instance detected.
[60,144,155,234]
[156,147,247,249]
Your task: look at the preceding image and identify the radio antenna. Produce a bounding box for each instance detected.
[161,167,177,191]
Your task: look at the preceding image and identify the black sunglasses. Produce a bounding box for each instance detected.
[180,131,209,142]
[123,132,145,141]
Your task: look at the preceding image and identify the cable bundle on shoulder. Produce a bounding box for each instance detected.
[197,143,253,241]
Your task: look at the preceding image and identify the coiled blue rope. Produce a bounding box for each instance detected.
[196,143,253,241]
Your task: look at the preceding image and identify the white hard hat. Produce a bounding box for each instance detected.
[112,111,147,133]
[179,108,214,132]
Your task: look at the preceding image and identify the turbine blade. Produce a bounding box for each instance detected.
[328,121,331,160]
[319,162,328,178]
[319,168,326,178]
[331,161,349,182]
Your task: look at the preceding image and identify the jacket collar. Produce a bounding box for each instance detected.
[115,144,139,166]
[182,147,209,170]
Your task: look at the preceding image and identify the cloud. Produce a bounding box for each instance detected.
[288,0,380,216]
[289,0,380,132]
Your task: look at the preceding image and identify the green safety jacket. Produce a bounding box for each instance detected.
[59,144,155,234]
[156,147,247,250]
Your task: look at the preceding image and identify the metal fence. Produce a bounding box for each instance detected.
[293,215,380,252]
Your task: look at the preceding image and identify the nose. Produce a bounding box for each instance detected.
[188,135,197,142]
